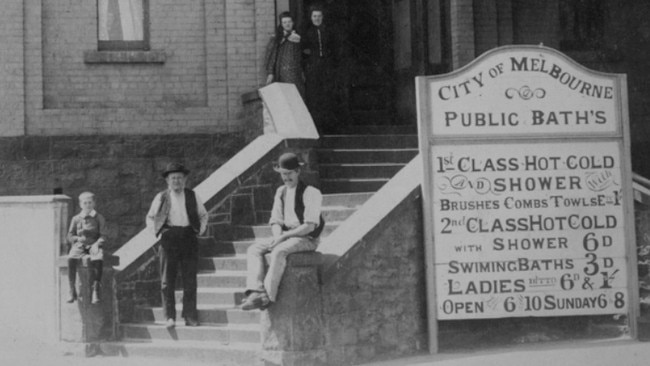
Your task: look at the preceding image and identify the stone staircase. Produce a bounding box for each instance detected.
[111,129,418,364]
[317,131,418,194]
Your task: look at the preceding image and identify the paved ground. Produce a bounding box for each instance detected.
[2,338,650,365]
[363,338,650,366]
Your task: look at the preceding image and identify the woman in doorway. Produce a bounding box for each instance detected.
[302,5,339,132]
[265,12,304,96]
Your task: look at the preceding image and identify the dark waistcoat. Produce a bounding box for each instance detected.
[153,188,200,235]
[280,180,325,238]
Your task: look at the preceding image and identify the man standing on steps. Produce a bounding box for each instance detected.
[146,162,208,328]
[241,152,324,310]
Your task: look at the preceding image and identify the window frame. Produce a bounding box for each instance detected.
[97,0,150,51]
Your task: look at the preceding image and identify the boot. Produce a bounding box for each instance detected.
[67,287,77,303]
[91,281,101,304]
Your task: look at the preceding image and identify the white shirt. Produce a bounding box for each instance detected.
[270,184,322,229]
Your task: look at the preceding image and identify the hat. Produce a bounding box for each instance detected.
[162,162,190,178]
[273,152,303,172]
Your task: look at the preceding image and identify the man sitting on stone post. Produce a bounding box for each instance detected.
[241,152,324,310]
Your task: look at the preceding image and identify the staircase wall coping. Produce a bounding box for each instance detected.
[317,154,423,281]
[633,172,650,206]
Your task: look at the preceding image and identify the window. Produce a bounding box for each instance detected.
[559,0,604,51]
[98,0,149,51]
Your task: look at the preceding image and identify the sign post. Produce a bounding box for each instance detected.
[416,45,638,353]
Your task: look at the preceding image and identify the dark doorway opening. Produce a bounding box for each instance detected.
[293,0,397,134]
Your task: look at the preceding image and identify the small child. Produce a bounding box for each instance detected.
[67,192,106,304]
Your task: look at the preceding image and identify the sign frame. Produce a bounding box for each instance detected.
[416,45,638,353]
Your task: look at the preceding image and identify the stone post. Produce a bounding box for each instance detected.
[261,252,326,366]
[0,195,69,348]
[60,254,118,356]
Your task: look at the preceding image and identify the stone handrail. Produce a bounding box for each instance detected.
[112,83,317,274]
[634,172,650,205]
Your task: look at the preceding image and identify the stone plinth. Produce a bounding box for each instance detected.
[261,252,326,366]
[0,195,70,346]
[59,255,117,357]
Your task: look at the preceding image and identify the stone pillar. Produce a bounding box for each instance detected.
[0,195,70,346]
[449,0,475,69]
[261,252,326,366]
[474,0,498,56]
[60,257,116,356]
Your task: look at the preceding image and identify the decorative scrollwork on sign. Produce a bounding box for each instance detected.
[505,85,546,100]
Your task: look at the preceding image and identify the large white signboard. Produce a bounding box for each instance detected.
[433,141,626,319]
[417,46,636,326]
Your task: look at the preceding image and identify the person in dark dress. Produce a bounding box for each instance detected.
[302,6,338,132]
[265,12,304,96]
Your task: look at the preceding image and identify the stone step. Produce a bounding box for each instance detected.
[200,239,257,256]
[193,271,247,288]
[325,124,417,135]
[318,134,418,149]
[316,148,418,164]
[229,222,340,239]
[322,206,358,222]
[320,178,389,194]
[198,255,247,272]
[120,322,260,343]
[244,206,360,226]
[134,304,259,325]
[174,287,246,306]
[319,163,405,179]
[322,192,374,207]
[100,340,261,366]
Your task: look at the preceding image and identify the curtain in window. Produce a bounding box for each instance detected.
[98,0,144,41]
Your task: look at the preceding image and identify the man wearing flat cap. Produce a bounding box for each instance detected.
[241,152,324,310]
[146,162,208,327]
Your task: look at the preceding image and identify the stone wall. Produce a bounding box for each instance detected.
[0,133,248,252]
[320,187,428,365]
[636,201,650,321]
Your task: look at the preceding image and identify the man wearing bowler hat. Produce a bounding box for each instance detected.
[241,152,324,310]
[146,162,208,327]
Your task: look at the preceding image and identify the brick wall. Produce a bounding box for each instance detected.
[0,0,24,136]
[8,0,276,136]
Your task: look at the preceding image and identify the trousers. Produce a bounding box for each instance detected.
[246,236,319,302]
[159,226,198,320]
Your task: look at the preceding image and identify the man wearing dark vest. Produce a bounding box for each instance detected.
[146,162,208,328]
[241,152,324,310]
